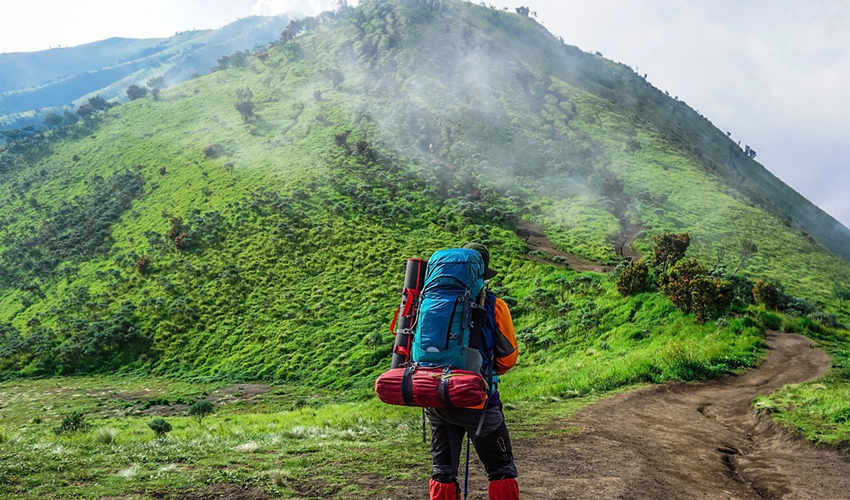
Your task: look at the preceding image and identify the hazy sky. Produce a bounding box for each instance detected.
[1,0,848,228]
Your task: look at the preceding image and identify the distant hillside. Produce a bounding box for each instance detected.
[0,15,295,129]
[0,0,848,385]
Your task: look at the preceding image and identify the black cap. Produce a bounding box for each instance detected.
[462,242,498,280]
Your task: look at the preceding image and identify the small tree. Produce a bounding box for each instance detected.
[75,103,96,119]
[234,88,255,123]
[125,84,149,100]
[148,418,172,438]
[87,95,114,112]
[42,112,65,130]
[659,259,732,322]
[733,238,758,273]
[651,232,690,272]
[147,76,165,100]
[187,400,214,425]
[167,216,184,239]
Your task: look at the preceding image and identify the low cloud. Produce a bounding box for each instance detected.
[497,0,850,228]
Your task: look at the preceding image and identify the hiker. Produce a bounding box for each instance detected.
[427,242,519,500]
[429,143,435,153]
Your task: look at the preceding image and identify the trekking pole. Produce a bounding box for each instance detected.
[463,435,471,500]
[422,408,426,443]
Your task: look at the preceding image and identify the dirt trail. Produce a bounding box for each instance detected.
[409,333,849,500]
[515,220,607,273]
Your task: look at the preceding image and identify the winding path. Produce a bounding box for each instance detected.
[458,332,849,499]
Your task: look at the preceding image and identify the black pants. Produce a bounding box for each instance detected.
[426,405,517,483]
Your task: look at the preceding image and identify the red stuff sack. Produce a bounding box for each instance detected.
[375,365,487,408]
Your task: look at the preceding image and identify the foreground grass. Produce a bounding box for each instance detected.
[2,312,848,498]
[0,302,768,499]
[0,377,604,499]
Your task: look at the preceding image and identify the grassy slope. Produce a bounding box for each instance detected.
[0,2,849,495]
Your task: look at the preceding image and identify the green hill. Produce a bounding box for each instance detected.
[0,0,848,389]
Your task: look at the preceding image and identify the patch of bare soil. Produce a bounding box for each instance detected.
[612,220,642,260]
[115,384,271,417]
[376,333,849,499]
[150,485,269,500]
[515,220,608,273]
[207,384,271,403]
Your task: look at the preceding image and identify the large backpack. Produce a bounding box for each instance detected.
[412,248,487,373]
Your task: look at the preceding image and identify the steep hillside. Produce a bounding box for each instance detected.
[0,0,848,388]
[0,15,294,129]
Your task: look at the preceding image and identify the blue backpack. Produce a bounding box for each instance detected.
[412,248,487,373]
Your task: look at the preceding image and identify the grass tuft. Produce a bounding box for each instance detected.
[92,427,118,445]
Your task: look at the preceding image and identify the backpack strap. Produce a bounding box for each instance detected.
[438,366,453,407]
[401,365,416,406]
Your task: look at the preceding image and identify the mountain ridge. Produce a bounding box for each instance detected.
[0,15,296,129]
[0,0,847,384]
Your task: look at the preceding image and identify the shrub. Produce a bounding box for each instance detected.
[173,233,193,250]
[234,88,255,122]
[203,144,220,158]
[753,279,779,310]
[808,311,837,328]
[187,400,214,425]
[53,411,90,435]
[659,259,733,323]
[616,260,650,296]
[721,273,755,307]
[651,232,690,271]
[125,84,149,100]
[148,418,173,438]
[234,98,255,123]
[135,256,151,274]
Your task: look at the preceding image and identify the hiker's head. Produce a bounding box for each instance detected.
[462,242,497,280]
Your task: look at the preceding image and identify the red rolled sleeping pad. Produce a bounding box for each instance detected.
[375,365,487,408]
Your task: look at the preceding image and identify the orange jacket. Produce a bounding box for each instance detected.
[493,297,518,375]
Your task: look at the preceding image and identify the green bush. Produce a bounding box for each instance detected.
[615,260,650,296]
[53,412,90,435]
[148,418,173,438]
[187,400,214,425]
[753,279,780,310]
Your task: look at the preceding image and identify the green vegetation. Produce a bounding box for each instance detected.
[0,0,849,496]
[187,400,215,425]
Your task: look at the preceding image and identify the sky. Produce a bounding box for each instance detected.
[1,0,848,228]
